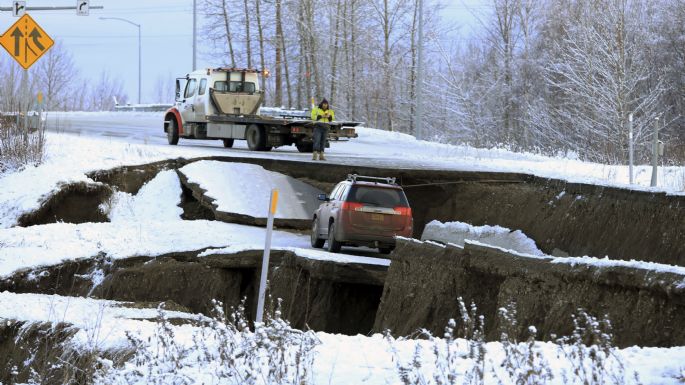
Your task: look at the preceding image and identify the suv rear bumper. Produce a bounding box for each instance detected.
[336,225,413,248]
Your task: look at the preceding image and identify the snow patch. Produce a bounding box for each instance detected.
[551,255,685,277]
[0,220,310,279]
[421,220,545,256]
[107,169,183,223]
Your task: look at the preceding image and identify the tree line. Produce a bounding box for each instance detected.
[206,0,685,163]
[2,0,683,164]
[0,42,128,112]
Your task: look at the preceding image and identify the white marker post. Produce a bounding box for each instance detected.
[628,113,634,184]
[256,189,278,324]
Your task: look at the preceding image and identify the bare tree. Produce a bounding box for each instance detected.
[33,42,79,111]
[243,0,253,68]
[88,71,128,111]
[203,0,237,66]
[530,0,664,161]
[152,73,176,103]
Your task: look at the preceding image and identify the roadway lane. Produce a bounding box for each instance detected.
[42,111,485,172]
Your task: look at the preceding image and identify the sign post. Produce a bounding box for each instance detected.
[255,189,279,324]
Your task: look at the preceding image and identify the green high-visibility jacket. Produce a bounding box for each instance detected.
[311,107,335,122]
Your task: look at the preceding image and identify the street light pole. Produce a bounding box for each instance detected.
[99,17,142,104]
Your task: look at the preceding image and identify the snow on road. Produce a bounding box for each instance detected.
[46,111,685,191]
[180,160,323,220]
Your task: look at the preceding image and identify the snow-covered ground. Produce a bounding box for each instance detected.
[1,291,683,384]
[0,112,683,383]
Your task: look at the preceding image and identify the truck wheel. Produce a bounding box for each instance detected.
[246,124,267,151]
[311,219,325,248]
[222,139,234,148]
[296,141,314,153]
[167,118,179,145]
[327,222,342,253]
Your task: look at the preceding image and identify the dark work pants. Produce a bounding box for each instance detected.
[313,123,329,152]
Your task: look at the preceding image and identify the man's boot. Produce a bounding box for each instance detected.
[312,151,319,161]
[319,151,326,161]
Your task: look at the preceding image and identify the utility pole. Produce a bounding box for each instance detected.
[415,0,424,141]
[628,113,634,184]
[650,117,659,187]
[193,0,197,71]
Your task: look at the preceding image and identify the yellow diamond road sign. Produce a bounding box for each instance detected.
[0,14,54,70]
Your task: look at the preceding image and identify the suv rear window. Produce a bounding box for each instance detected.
[346,186,408,207]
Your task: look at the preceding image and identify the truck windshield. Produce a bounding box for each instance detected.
[346,186,408,207]
[214,81,256,93]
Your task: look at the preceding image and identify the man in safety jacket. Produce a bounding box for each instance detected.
[310,98,335,161]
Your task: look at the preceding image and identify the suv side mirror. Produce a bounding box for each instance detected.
[317,193,329,201]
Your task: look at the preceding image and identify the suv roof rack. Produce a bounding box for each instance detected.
[347,174,397,185]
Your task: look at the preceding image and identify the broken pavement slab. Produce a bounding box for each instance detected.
[178,160,323,229]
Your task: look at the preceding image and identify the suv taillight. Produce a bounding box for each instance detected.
[394,206,412,216]
[342,202,364,211]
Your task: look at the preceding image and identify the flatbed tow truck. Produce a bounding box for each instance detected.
[164,68,359,152]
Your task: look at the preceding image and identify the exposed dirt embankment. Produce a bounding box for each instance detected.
[269,253,385,334]
[17,182,112,226]
[0,321,79,384]
[88,159,186,194]
[159,155,685,266]
[24,155,685,265]
[375,239,685,348]
[1,249,387,336]
[410,177,685,266]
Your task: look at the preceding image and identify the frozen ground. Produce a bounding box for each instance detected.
[180,160,323,220]
[0,111,682,383]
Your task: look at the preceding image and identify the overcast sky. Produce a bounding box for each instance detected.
[0,0,488,103]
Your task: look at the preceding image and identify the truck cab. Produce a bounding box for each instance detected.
[164,67,358,152]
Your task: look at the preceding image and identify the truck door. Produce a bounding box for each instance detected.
[195,78,208,118]
[180,78,199,123]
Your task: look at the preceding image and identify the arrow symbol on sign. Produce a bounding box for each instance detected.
[29,28,45,51]
[14,2,24,14]
[79,1,87,11]
[10,27,23,56]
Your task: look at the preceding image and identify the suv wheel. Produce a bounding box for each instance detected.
[311,219,325,248]
[327,222,342,253]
